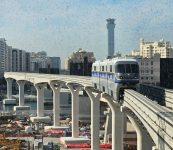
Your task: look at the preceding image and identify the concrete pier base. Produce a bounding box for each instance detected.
[44,126,69,130]
[60,137,90,145]
[3,99,16,105]
[30,116,51,123]
[14,106,30,111]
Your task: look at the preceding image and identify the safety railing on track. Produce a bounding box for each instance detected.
[140,84,173,109]
[124,89,173,150]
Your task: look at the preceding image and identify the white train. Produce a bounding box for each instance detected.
[92,57,139,100]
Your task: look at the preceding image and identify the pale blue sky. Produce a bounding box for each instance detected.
[0,0,173,68]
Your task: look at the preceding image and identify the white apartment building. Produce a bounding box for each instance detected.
[11,48,31,72]
[132,38,173,58]
[0,38,8,78]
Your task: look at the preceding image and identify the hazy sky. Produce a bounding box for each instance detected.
[0,0,173,68]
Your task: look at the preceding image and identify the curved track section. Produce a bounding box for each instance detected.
[123,89,173,150]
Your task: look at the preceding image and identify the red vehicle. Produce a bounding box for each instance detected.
[66,143,91,148]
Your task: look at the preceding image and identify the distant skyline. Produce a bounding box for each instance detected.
[1,0,173,68]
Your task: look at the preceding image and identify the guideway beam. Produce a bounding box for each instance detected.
[85,87,101,150]
[49,81,63,126]
[102,93,123,150]
[67,83,81,138]
[121,106,153,150]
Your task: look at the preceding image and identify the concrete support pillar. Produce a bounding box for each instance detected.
[35,83,47,117]
[85,88,101,150]
[127,114,153,150]
[102,94,124,150]
[6,78,13,99]
[104,108,112,144]
[67,83,81,138]
[152,146,158,150]
[16,80,26,106]
[49,81,63,126]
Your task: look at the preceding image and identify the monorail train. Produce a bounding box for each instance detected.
[92,57,139,100]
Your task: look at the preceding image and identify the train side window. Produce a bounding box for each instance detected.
[111,91,113,97]
[94,66,96,71]
[106,66,107,71]
[103,86,105,92]
[102,66,104,71]
[100,66,101,71]
[110,65,112,72]
[94,83,97,89]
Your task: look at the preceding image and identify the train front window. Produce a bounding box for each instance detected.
[131,64,139,73]
[125,64,131,73]
[115,64,125,73]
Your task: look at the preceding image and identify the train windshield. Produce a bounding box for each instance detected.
[131,64,139,73]
[125,64,131,73]
[115,64,139,73]
[115,64,125,73]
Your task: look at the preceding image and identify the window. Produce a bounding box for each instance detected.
[151,61,153,65]
[145,70,149,73]
[111,91,113,97]
[151,70,153,74]
[110,65,112,72]
[151,77,153,80]
[146,77,148,80]
[125,64,131,73]
[115,64,125,73]
[102,66,104,71]
[100,66,101,71]
[103,86,105,92]
[106,66,107,71]
[141,77,143,79]
[131,64,139,73]
[141,70,142,73]
[94,66,96,71]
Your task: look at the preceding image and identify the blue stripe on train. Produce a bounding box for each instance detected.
[92,72,139,83]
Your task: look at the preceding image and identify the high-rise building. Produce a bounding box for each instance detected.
[50,57,61,69]
[65,48,96,76]
[106,18,115,57]
[0,38,8,78]
[132,38,173,58]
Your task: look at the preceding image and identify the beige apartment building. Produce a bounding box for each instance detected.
[65,48,96,71]
[132,38,173,58]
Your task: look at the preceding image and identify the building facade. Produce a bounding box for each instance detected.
[136,54,160,85]
[65,48,96,76]
[50,57,61,69]
[0,38,8,78]
[132,38,173,58]
[160,58,173,89]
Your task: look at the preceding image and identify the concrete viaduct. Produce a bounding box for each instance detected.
[3,72,173,150]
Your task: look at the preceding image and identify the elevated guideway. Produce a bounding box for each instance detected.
[140,83,173,108]
[4,72,173,150]
[123,89,173,150]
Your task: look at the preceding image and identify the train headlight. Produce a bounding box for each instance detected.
[135,77,137,79]
[120,76,123,79]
